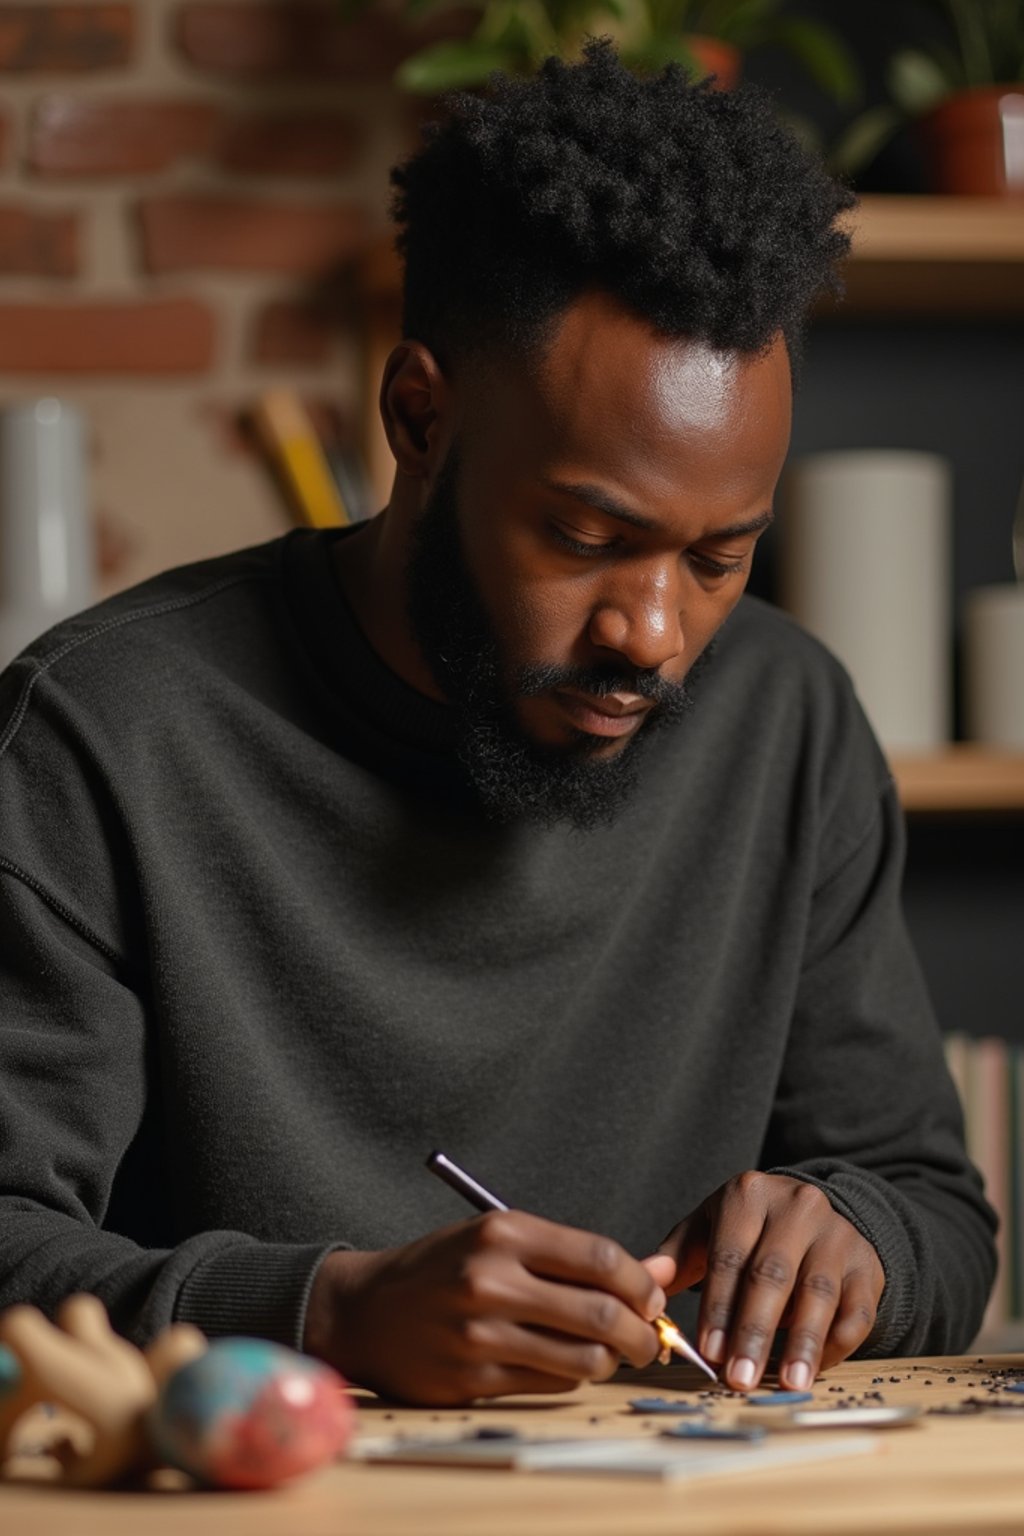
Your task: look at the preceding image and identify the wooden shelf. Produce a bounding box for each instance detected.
[891,747,1024,812]
[848,196,1024,263]
[830,195,1024,316]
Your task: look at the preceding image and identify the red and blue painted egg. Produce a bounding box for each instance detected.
[150,1339,354,1489]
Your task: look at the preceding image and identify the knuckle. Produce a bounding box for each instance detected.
[792,1182,829,1215]
[800,1270,839,1303]
[830,1306,875,1351]
[459,1316,498,1359]
[734,1319,773,1351]
[708,1245,747,1280]
[589,1236,622,1279]
[785,1324,824,1355]
[733,1170,765,1201]
[579,1342,615,1380]
[476,1210,518,1248]
[703,1299,734,1329]
[749,1251,792,1290]
[589,1292,621,1336]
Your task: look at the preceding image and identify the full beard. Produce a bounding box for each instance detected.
[406,446,710,831]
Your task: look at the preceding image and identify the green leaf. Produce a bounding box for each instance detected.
[623,33,702,75]
[768,16,862,105]
[395,39,517,91]
[698,0,780,49]
[886,48,954,116]
[400,0,473,17]
[829,103,902,177]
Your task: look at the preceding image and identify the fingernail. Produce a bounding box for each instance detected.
[704,1329,726,1363]
[728,1357,757,1388]
[787,1360,811,1390]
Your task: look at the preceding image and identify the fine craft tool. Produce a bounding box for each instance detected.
[426,1150,717,1382]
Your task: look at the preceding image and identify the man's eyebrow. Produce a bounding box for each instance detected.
[543,479,775,540]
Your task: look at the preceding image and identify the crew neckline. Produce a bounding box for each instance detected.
[283,525,460,759]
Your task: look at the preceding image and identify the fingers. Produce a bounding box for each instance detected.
[460,1316,622,1384]
[694,1174,883,1392]
[491,1212,665,1323]
[461,1213,663,1371]
[508,1275,659,1370]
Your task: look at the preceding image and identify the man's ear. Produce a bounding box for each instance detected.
[379,342,449,478]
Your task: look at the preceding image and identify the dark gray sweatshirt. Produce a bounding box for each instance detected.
[0,530,996,1353]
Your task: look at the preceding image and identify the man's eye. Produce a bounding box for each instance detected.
[689,551,747,579]
[549,523,616,557]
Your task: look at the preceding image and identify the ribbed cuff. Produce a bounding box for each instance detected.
[767,1163,916,1355]
[174,1240,346,1350]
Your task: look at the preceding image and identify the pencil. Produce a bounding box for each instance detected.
[425,1150,717,1382]
[252,389,351,529]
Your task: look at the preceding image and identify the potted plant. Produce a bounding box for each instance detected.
[341,1,860,106]
[834,0,1024,194]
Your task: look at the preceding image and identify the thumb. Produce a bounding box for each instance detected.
[643,1209,710,1296]
[641,1252,677,1292]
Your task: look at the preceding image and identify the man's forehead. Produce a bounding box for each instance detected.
[459,291,791,495]
[467,292,788,444]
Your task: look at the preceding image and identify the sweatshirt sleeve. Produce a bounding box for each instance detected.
[761,780,998,1355]
[0,858,339,1351]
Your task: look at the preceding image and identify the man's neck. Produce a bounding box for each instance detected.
[331,504,445,705]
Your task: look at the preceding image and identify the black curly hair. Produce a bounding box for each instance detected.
[390,39,854,372]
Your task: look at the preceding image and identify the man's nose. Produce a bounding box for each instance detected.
[586,562,685,672]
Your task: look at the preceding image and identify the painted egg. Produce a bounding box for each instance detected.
[0,1343,21,1399]
[150,1338,354,1489]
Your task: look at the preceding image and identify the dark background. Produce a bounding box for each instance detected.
[741,0,1023,1040]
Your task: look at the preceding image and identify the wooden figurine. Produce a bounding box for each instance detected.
[0,1294,353,1490]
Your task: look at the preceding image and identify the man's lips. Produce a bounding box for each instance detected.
[553,689,653,739]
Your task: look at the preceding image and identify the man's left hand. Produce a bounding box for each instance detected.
[643,1172,885,1391]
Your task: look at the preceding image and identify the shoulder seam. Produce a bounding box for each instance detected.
[0,571,276,762]
[0,855,121,965]
[814,774,896,895]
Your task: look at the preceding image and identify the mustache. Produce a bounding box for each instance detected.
[515,661,690,708]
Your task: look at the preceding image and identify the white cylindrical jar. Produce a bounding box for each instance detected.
[963,584,1024,747]
[781,450,952,753]
[0,398,95,669]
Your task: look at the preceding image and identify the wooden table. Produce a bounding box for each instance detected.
[3,1354,1024,1535]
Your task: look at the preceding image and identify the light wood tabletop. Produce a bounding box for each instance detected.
[3,1352,1024,1535]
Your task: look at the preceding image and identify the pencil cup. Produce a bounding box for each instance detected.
[781,450,952,753]
[0,398,94,670]
[963,584,1024,747]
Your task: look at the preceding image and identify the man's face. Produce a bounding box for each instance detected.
[406,292,792,826]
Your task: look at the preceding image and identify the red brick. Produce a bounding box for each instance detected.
[250,299,332,364]
[28,95,222,176]
[0,111,8,165]
[218,112,359,177]
[0,298,215,373]
[139,194,367,274]
[0,5,134,73]
[176,2,470,80]
[0,204,77,275]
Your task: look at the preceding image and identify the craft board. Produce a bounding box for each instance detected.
[358,1429,878,1480]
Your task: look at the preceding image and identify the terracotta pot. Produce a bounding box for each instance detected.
[685,34,741,92]
[918,84,1024,195]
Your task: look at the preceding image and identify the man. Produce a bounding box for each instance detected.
[0,44,995,1407]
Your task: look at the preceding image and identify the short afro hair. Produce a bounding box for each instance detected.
[390,39,854,370]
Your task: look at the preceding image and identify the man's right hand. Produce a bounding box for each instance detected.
[303,1210,667,1405]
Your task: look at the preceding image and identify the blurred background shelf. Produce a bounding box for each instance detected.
[836,195,1024,316]
[892,748,1024,813]
[850,195,1024,263]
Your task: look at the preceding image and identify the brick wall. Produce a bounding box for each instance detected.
[0,1,428,596]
